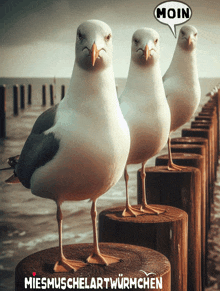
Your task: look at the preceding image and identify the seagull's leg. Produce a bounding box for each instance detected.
[87,199,121,265]
[140,162,165,215]
[54,201,87,273]
[167,136,186,171]
[122,166,143,217]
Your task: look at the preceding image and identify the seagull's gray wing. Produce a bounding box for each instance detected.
[15,104,60,188]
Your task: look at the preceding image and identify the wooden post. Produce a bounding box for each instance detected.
[195,115,219,161]
[198,113,217,163]
[215,89,220,151]
[171,137,209,185]
[199,109,218,171]
[15,243,171,291]
[42,85,46,106]
[0,85,6,138]
[61,85,65,100]
[194,116,215,182]
[20,85,25,109]
[99,205,186,291]
[170,143,209,285]
[202,104,218,159]
[116,85,118,96]
[155,155,204,291]
[50,84,54,106]
[13,85,19,115]
[171,136,212,229]
[182,128,214,202]
[28,84,32,105]
[191,121,216,181]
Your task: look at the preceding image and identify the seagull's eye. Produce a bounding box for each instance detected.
[181,30,185,36]
[134,38,139,45]
[194,33,197,37]
[154,38,158,44]
[78,31,83,41]
[105,34,111,41]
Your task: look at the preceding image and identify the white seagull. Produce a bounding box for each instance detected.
[6,20,130,271]
[163,25,201,170]
[120,28,171,217]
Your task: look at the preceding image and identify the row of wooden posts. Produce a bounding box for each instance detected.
[98,89,220,291]
[3,83,219,290]
[0,84,66,138]
[15,88,220,291]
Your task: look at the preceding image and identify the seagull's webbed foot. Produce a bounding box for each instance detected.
[167,160,187,171]
[87,251,120,266]
[54,257,87,273]
[140,204,166,215]
[122,204,144,217]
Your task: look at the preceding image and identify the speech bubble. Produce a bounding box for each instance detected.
[154,1,192,37]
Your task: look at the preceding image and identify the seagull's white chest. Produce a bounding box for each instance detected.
[30,103,130,202]
[165,76,201,132]
[121,96,171,165]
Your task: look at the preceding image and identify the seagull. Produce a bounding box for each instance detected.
[6,20,130,272]
[163,25,201,170]
[120,28,171,217]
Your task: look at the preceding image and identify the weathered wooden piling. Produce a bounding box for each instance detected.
[42,85,46,106]
[99,205,187,291]
[182,128,214,202]
[214,89,220,151]
[28,84,32,105]
[195,115,219,162]
[171,136,212,230]
[202,103,219,156]
[0,85,6,138]
[155,154,205,291]
[20,85,25,109]
[194,116,216,176]
[13,85,19,115]
[170,143,209,286]
[61,85,65,100]
[50,84,54,106]
[171,137,210,191]
[191,121,216,181]
[15,243,171,291]
[200,109,218,170]
[198,112,217,165]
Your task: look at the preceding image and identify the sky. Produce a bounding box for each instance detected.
[0,0,220,78]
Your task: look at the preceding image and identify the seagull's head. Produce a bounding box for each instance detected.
[75,20,113,71]
[131,28,160,66]
[178,25,198,51]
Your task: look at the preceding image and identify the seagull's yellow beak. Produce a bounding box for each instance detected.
[144,44,150,61]
[188,36,192,46]
[91,42,99,66]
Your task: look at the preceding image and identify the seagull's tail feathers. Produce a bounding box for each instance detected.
[1,155,21,184]
[0,155,20,172]
[7,155,20,168]
[5,173,20,184]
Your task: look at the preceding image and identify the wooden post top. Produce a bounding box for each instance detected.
[16,243,171,291]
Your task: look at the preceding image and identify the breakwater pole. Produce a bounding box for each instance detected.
[20,85,25,109]
[50,84,54,106]
[99,204,188,291]
[0,85,6,138]
[28,84,32,105]
[61,85,65,100]
[42,85,46,106]
[13,85,19,116]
